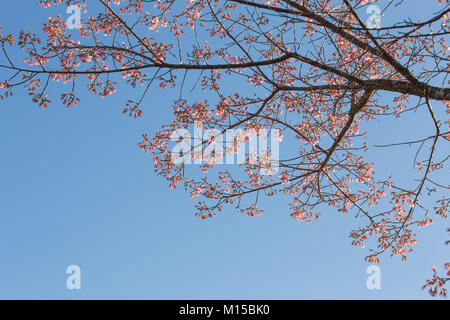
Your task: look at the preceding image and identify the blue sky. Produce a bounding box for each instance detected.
[0,1,448,299]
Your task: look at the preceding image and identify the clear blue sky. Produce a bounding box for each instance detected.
[0,1,448,299]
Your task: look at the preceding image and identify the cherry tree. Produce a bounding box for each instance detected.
[422,229,450,297]
[0,0,449,293]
